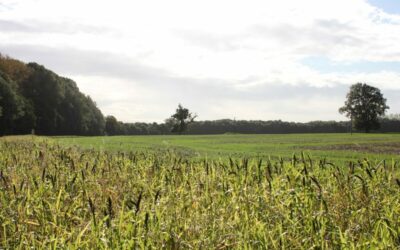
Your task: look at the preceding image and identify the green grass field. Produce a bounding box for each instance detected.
[55,133,400,164]
[1,134,400,248]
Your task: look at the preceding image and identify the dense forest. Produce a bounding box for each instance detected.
[1,53,399,136]
[0,54,104,135]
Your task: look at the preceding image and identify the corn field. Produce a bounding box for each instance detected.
[0,137,399,249]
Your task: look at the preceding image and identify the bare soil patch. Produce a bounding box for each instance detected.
[301,142,400,155]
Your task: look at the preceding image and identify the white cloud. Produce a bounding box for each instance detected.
[0,0,399,122]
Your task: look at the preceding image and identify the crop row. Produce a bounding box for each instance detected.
[0,138,399,249]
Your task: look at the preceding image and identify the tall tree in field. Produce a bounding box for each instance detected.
[167,104,197,134]
[339,83,389,133]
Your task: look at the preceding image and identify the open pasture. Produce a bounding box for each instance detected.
[55,133,400,164]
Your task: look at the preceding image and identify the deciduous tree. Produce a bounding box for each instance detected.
[167,104,197,134]
[339,83,389,133]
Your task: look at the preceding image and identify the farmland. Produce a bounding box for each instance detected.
[56,133,400,164]
[0,134,400,248]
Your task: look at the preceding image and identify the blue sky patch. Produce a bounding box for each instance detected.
[368,0,400,15]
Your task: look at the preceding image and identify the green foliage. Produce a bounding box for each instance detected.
[0,75,19,134]
[339,83,389,132]
[167,104,197,134]
[0,73,34,135]
[90,118,400,136]
[20,63,64,134]
[0,54,105,135]
[105,116,123,135]
[1,136,399,248]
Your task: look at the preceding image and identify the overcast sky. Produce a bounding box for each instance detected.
[1,0,399,122]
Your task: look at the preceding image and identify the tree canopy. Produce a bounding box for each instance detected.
[167,104,197,134]
[105,115,125,135]
[339,83,389,133]
[0,54,105,135]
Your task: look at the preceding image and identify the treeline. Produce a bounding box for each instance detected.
[0,54,104,135]
[1,54,400,136]
[105,116,400,135]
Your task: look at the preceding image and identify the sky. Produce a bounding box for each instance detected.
[0,0,399,123]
